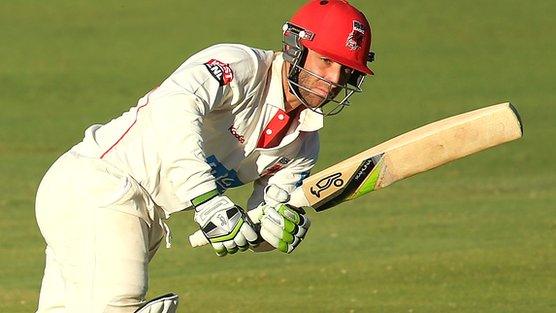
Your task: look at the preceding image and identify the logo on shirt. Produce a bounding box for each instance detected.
[228,125,245,143]
[206,155,243,192]
[204,59,234,86]
[346,20,366,51]
[261,157,291,176]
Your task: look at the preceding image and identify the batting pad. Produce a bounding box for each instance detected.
[134,293,179,313]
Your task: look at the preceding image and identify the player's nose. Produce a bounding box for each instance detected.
[323,63,343,85]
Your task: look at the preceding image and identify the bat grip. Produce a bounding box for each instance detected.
[188,206,264,247]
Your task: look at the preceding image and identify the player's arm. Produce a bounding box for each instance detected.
[150,47,267,256]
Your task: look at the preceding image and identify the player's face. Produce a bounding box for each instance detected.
[298,50,353,108]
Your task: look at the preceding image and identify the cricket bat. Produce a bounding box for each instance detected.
[189,102,523,247]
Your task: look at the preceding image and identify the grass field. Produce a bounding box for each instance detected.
[1,0,555,312]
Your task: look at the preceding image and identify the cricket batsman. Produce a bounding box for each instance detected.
[34,1,375,312]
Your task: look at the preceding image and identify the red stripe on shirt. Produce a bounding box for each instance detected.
[100,92,152,159]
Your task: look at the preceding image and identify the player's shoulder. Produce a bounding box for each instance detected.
[204,43,272,59]
[186,43,274,72]
[166,44,275,96]
[195,44,276,89]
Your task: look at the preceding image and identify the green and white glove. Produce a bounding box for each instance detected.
[193,190,259,257]
[259,185,311,254]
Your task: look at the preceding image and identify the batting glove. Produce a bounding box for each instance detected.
[193,190,259,257]
[259,185,311,254]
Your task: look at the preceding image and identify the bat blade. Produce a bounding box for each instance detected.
[289,102,523,211]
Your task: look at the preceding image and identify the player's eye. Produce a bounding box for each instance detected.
[320,57,333,65]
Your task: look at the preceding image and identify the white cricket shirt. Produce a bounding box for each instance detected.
[71,44,322,214]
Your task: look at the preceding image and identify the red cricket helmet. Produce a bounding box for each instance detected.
[289,0,374,75]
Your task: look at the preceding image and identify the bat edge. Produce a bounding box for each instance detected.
[507,102,524,136]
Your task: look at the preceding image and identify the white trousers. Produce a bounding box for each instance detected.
[35,151,168,313]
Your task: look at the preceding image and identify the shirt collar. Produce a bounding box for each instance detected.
[267,53,323,132]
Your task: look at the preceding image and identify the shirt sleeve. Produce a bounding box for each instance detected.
[247,131,320,209]
[149,45,267,206]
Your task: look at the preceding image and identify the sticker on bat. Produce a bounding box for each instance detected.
[314,153,385,212]
[310,172,344,198]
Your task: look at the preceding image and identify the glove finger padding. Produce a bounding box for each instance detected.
[261,217,295,243]
[260,204,310,253]
[240,222,260,244]
[213,223,259,256]
[277,204,310,232]
[260,224,301,254]
[260,228,287,253]
[223,240,239,254]
[193,192,262,257]
[211,242,227,257]
[234,233,248,251]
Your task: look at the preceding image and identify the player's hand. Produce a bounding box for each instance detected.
[260,203,311,253]
[193,191,259,256]
[258,185,311,254]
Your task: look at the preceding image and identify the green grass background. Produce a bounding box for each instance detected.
[1,0,554,312]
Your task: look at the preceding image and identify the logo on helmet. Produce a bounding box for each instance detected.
[346,20,365,51]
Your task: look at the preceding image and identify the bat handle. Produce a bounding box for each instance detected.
[188,206,265,247]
